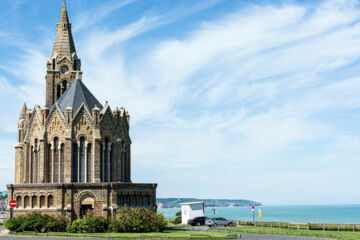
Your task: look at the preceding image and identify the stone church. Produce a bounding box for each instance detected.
[7,1,157,220]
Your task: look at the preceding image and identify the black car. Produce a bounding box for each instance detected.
[188,216,209,226]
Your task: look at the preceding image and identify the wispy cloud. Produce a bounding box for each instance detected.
[1,0,360,204]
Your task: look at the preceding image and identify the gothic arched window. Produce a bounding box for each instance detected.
[32,196,37,208]
[87,143,92,182]
[24,196,30,208]
[57,85,61,100]
[32,139,39,183]
[47,143,52,182]
[72,142,78,182]
[60,143,64,182]
[16,196,22,208]
[54,137,59,183]
[104,138,109,182]
[62,80,67,94]
[40,196,45,208]
[48,195,54,208]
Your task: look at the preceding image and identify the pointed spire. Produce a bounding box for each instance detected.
[19,103,27,119]
[60,0,70,24]
[52,0,76,58]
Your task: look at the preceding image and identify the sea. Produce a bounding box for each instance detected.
[158,205,360,224]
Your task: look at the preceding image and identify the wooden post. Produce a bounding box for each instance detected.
[307,222,310,231]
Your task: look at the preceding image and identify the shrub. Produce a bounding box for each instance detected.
[47,216,67,232]
[66,216,111,233]
[115,208,167,232]
[5,215,25,232]
[6,213,67,233]
[174,211,182,224]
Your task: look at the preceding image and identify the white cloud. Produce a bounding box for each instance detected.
[2,0,360,203]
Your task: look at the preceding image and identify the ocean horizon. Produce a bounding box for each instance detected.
[158,205,360,224]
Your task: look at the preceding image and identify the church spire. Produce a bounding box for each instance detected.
[46,1,81,108]
[52,0,76,58]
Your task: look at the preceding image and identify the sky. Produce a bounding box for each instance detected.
[0,0,360,205]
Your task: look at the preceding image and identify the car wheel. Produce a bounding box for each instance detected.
[228,223,233,227]
[197,222,200,226]
[213,223,217,228]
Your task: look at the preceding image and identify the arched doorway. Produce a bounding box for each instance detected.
[80,194,94,217]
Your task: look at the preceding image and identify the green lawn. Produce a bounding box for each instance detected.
[10,229,238,239]
[217,225,360,240]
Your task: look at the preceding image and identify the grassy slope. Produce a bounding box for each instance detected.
[219,225,360,240]
[10,229,235,239]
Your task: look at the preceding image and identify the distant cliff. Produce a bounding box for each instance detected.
[156,198,261,209]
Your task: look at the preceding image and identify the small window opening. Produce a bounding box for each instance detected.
[57,85,61,100]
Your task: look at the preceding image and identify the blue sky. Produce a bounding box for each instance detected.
[1,0,360,205]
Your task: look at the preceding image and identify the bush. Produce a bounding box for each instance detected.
[66,216,111,233]
[6,213,67,233]
[115,208,167,232]
[174,211,182,224]
[47,216,67,232]
[5,215,25,232]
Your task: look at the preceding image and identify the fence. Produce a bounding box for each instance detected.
[237,220,360,232]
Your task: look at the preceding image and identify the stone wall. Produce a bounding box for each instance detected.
[7,182,157,221]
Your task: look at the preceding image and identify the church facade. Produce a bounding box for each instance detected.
[7,2,157,220]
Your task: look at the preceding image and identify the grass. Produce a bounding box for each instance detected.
[9,229,237,239]
[217,225,360,240]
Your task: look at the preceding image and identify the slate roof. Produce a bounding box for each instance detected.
[51,79,103,114]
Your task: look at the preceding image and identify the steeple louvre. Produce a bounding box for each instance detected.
[52,0,76,58]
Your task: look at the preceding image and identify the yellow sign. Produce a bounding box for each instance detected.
[258,212,263,218]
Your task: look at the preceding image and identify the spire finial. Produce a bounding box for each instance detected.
[63,0,66,8]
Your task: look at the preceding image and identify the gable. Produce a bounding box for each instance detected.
[73,105,94,138]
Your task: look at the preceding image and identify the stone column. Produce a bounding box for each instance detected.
[28,143,31,183]
[15,144,23,184]
[77,140,80,182]
[116,139,121,182]
[84,141,88,183]
[93,140,101,183]
[51,144,55,183]
[108,142,111,182]
[128,145,131,182]
[58,142,62,182]
[30,145,34,183]
[37,144,40,183]
[23,142,28,183]
[121,144,125,182]
[102,142,105,182]
[39,140,45,183]
[64,139,73,183]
